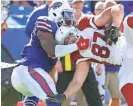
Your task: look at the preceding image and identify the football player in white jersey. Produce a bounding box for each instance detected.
[46,4,125,104]
[118,12,133,106]
[55,25,126,65]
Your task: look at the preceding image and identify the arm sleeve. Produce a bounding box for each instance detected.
[36,16,52,32]
[55,44,78,57]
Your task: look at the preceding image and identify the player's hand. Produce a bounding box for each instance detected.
[76,39,89,50]
[46,94,66,104]
[54,60,63,73]
[105,26,120,44]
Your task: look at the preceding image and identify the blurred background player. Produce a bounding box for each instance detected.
[92,1,124,106]
[103,1,123,106]
[94,1,104,15]
[93,1,106,105]
[92,1,124,105]
[118,12,133,106]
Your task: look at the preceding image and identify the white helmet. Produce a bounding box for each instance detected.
[49,1,75,27]
[55,26,80,44]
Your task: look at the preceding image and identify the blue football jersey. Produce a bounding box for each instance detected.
[19,16,58,73]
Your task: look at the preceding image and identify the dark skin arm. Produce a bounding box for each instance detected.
[37,30,57,57]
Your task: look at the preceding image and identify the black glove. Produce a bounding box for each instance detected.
[105,26,120,44]
[46,94,66,104]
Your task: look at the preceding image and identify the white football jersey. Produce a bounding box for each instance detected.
[118,13,133,90]
[124,13,133,47]
[122,13,133,58]
[79,27,126,65]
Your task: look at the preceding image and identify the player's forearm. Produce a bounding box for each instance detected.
[63,61,89,99]
[55,44,78,57]
[63,78,83,99]
[40,39,57,57]
[37,30,57,57]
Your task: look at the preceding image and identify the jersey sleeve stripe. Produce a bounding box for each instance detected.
[36,26,52,32]
[37,23,52,31]
[37,21,51,28]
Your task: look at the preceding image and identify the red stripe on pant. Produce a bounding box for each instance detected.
[29,68,53,95]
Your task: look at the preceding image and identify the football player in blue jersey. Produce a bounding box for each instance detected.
[11,1,89,106]
[23,1,53,105]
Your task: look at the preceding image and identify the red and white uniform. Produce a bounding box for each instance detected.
[118,13,133,90]
[78,15,106,104]
[78,26,126,65]
[55,16,126,65]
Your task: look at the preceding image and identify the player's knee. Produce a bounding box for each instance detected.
[109,87,122,99]
[111,91,121,99]
[110,94,121,99]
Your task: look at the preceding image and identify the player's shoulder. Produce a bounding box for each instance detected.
[37,16,54,23]
[36,16,57,33]
[36,16,56,27]
[32,4,48,13]
[126,12,133,29]
[77,14,94,31]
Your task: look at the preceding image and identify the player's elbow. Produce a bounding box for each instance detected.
[111,4,124,15]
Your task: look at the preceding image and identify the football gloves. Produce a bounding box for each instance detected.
[105,26,120,44]
[46,94,66,104]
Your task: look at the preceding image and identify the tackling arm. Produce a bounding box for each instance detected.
[55,44,78,57]
[46,61,90,104]
[55,38,90,57]
[63,61,89,99]
[37,31,57,57]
